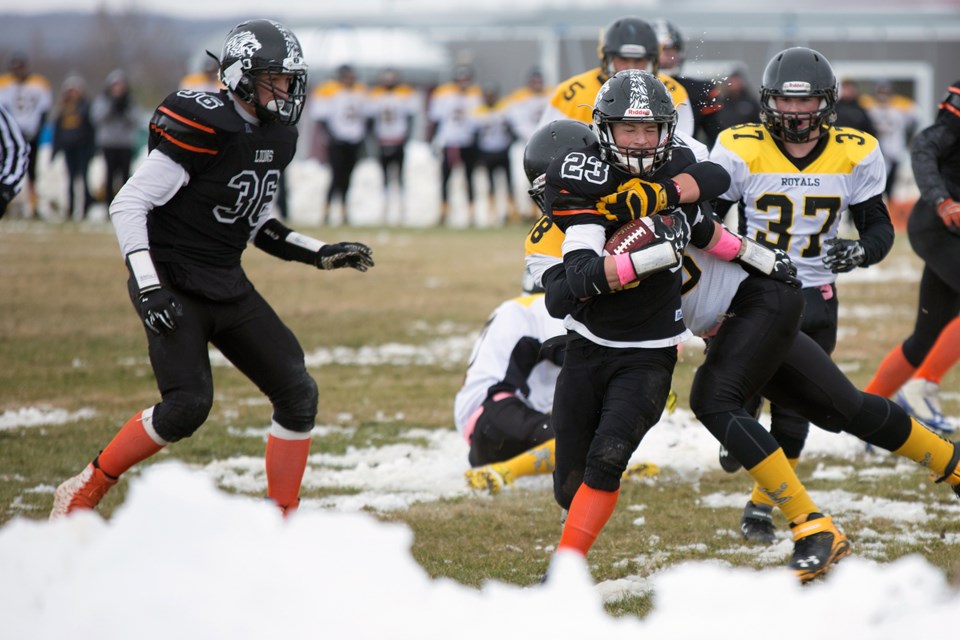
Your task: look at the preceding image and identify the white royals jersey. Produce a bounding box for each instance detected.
[680,246,749,337]
[453,293,566,436]
[472,101,514,154]
[503,86,549,142]
[0,74,52,139]
[367,84,420,145]
[310,81,369,144]
[428,83,483,148]
[710,124,886,288]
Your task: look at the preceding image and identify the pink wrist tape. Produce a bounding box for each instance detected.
[614,253,636,286]
[707,229,742,261]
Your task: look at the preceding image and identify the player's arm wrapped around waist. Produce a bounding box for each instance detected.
[705,227,800,287]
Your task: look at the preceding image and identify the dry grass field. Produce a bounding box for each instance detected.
[1,219,958,617]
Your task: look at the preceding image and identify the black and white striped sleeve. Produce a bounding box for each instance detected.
[0,103,28,199]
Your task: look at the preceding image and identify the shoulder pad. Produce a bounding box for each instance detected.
[149,90,238,156]
[659,74,689,103]
[716,124,768,161]
[831,126,881,157]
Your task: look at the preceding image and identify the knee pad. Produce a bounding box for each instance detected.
[271,372,318,434]
[152,390,213,443]
[690,367,745,417]
[583,434,633,492]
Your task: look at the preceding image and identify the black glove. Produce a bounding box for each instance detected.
[770,248,801,287]
[651,211,690,257]
[822,238,865,273]
[596,178,679,223]
[316,242,375,271]
[138,288,182,336]
[735,236,801,288]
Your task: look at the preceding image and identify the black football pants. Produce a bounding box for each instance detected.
[551,336,676,510]
[767,283,839,458]
[129,279,318,443]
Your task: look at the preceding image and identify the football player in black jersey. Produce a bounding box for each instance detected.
[527,109,960,582]
[541,70,756,563]
[51,19,374,520]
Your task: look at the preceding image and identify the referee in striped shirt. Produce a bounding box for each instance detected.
[0,102,28,219]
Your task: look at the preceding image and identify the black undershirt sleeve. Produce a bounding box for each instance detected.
[849,194,894,266]
[253,218,317,265]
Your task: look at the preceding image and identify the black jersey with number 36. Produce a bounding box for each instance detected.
[145,89,297,299]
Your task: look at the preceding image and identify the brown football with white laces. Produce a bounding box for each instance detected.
[604,215,671,255]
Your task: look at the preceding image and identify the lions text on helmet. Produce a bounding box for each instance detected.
[212,19,308,126]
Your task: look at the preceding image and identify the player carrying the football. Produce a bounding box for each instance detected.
[50,19,374,520]
[535,69,821,577]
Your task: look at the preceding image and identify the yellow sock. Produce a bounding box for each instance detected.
[746,451,816,524]
[750,457,798,506]
[492,439,556,484]
[893,418,958,477]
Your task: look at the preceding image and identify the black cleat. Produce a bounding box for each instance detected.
[788,513,851,583]
[740,501,776,544]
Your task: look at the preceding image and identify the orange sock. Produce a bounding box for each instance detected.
[558,484,620,556]
[865,345,916,398]
[915,317,960,384]
[265,427,312,514]
[96,408,166,478]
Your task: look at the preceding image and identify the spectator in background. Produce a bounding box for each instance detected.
[867,82,917,200]
[474,82,517,226]
[709,68,761,135]
[0,52,52,218]
[51,75,95,221]
[91,69,142,205]
[310,64,368,225]
[367,68,418,225]
[653,18,724,146]
[178,55,224,93]
[0,102,29,220]
[427,65,482,226]
[834,78,876,136]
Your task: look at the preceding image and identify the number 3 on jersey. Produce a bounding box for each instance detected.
[560,152,609,185]
[754,193,841,258]
[212,169,281,226]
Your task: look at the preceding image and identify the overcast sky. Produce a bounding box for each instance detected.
[1,0,955,20]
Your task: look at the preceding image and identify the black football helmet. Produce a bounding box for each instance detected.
[215,19,308,126]
[523,120,598,212]
[652,19,684,72]
[598,17,660,80]
[593,70,677,177]
[759,47,838,143]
